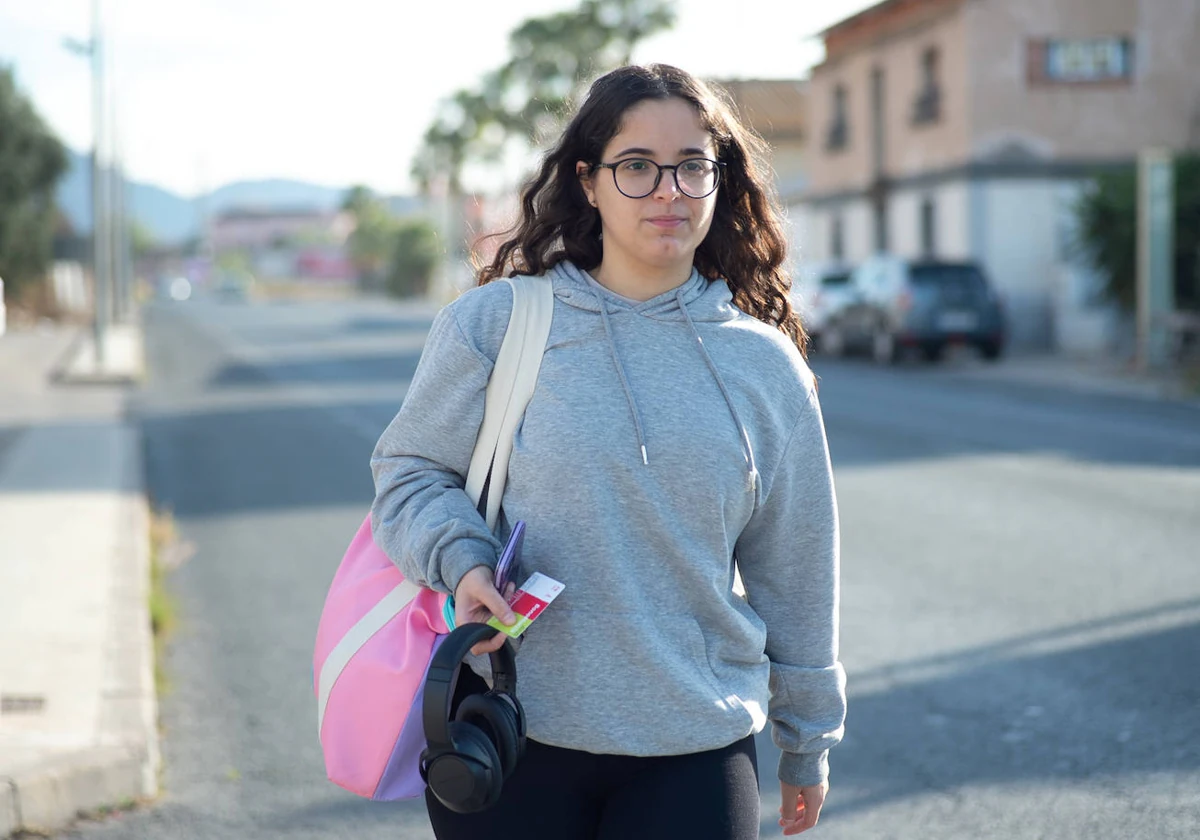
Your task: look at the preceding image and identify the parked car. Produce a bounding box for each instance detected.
[821,255,1005,363]
[791,262,856,354]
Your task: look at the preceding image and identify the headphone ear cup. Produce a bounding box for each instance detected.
[428,720,504,813]
[455,693,521,778]
[501,691,526,758]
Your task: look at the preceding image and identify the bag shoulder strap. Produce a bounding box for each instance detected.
[463,276,554,530]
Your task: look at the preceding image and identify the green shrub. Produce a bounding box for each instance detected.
[386,219,442,298]
[1074,153,1200,312]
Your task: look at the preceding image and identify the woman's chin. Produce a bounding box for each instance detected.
[640,237,697,266]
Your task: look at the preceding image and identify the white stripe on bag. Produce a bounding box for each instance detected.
[316,579,422,734]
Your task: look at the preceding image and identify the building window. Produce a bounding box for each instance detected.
[1028,36,1134,85]
[830,214,844,261]
[920,197,936,257]
[826,84,849,151]
[912,47,941,125]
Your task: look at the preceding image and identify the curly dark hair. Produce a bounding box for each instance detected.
[477,63,806,355]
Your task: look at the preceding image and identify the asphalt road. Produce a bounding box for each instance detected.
[64,294,1200,839]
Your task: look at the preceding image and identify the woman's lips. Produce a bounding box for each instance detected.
[646,216,685,228]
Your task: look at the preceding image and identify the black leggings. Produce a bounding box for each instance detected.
[426,671,761,840]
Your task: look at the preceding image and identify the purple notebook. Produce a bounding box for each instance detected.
[495,521,525,594]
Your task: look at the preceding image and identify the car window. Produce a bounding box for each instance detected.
[820,272,851,287]
[910,264,988,294]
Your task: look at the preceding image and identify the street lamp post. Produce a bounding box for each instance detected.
[65,0,108,367]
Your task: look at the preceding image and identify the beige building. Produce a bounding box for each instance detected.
[210,207,357,282]
[793,0,1200,351]
[715,78,808,195]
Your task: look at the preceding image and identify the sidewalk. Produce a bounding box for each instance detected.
[0,322,158,838]
[913,348,1200,407]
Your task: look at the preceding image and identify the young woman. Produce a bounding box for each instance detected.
[371,63,845,839]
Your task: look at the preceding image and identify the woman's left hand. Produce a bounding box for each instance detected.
[778,780,827,835]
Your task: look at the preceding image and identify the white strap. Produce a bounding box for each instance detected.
[464,276,555,529]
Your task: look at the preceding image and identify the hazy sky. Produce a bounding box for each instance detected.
[0,0,875,196]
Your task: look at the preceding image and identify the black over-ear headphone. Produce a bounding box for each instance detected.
[420,623,527,813]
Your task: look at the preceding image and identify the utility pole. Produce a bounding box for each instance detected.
[90,0,109,362]
[112,117,128,323]
[1136,149,1175,371]
[108,0,130,323]
[66,0,108,365]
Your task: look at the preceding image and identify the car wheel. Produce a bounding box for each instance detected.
[872,328,898,364]
[979,340,1003,362]
[922,343,945,362]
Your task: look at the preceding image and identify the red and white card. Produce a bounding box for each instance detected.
[487,572,564,638]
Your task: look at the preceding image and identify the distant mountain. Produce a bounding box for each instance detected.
[56,150,422,245]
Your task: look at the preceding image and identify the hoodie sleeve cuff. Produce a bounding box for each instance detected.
[439,540,498,597]
[778,750,830,788]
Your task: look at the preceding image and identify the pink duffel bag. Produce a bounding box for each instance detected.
[312,275,554,800]
[313,515,451,799]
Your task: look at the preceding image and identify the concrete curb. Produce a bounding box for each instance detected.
[48,325,144,387]
[0,745,151,836]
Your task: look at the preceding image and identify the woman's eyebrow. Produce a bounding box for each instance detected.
[612,147,655,158]
[611,146,713,158]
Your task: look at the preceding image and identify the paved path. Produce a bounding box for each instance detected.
[0,325,157,837]
[3,298,1197,838]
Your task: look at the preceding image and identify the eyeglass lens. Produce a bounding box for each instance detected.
[613,158,719,198]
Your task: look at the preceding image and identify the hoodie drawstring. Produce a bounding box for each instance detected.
[677,289,760,494]
[586,272,760,494]
[597,295,651,465]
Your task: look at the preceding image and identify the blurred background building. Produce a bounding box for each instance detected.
[718,78,809,199]
[209,206,356,283]
[789,0,1200,354]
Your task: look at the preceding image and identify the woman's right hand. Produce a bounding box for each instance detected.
[453,566,517,656]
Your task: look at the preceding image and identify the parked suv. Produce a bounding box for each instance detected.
[821,255,1005,363]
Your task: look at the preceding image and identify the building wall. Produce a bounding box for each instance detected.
[885,179,971,260]
[975,178,1072,348]
[786,202,822,273]
[965,0,1200,161]
[791,197,877,268]
[806,0,972,196]
[768,146,807,186]
[884,7,973,179]
[717,78,808,189]
[937,180,973,260]
[211,211,349,251]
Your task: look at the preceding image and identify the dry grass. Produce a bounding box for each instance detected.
[147,507,181,695]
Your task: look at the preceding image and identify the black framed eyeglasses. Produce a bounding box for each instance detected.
[592,157,725,199]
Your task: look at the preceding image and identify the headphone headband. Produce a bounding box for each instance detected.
[423,623,517,748]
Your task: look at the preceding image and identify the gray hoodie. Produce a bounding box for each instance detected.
[371,260,846,786]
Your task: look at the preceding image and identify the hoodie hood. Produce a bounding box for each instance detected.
[546,260,758,493]
[549,260,743,323]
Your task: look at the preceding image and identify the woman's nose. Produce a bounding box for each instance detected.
[651,168,681,200]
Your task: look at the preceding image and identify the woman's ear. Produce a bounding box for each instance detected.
[576,161,596,207]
